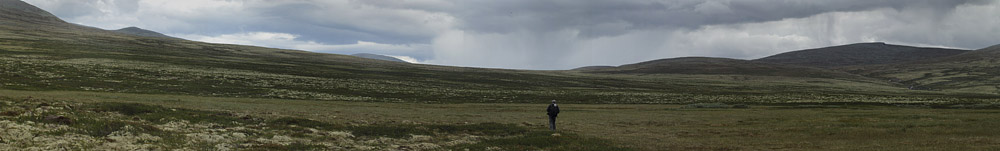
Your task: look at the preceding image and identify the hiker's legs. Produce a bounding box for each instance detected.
[549,116,556,131]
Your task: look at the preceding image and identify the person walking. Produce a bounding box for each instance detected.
[547,100,560,131]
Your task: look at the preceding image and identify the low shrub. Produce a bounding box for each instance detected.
[348,122,528,139]
[268,117,344,131]
[89,102,166,116]
[939,104,1000,109]
[86,102,252,126]
[349,125,428,138]
[683,103,750,109]
[251,142,326,151]
[0,110,20,116]
[451,130,632,151]
[775,105,843,109]
[429,122,527,136]
[72,119,159,137]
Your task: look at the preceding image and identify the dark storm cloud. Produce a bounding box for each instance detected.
[444,0,989,38]
[426,0,1000,69]
[248,1,438,44]
[21,0,1000,69]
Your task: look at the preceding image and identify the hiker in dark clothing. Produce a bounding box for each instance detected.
[547,100,560,131]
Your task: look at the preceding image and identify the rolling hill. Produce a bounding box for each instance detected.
[570,66,615,71]
[351,53,409,63]
[755,42,969,68]
[6,1,1000,150]
[579,57,867,79]
[0,0,62,24]
[843,44,1000,93]
[0,0,995,104]
[113,27,173,38]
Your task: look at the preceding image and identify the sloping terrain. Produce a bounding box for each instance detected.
[570,66,615,71]
[4,90,1000,151]
[351,53,409,63]
[581,57,867,80]
[843,44,1000,93]
[113,27,173,38]
[6,1,1000,151]
[0,0,995,104]
[756,42,969,68]
[0,0,62,24]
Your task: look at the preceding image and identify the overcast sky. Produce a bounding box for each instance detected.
[22,0,1000,70]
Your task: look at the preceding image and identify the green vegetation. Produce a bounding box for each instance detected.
[268,117,344,131]
[683,103,750,109]
[4,91,1000,150]
[0,95,622,150]
[349,123,526,139]
[85,102,254,127]
[0,3,997,104]
[840,45,1000,94]
[755,42,969,68]
[4,1,1000,150]
[451,131,631,151]
[583,57,869,79]
[267,117,527,139]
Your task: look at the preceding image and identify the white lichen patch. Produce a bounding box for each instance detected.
[23,133,97,151]
[407,143,442,150]
[96,131,162,151]
[0,120,43,144]
[441,134,483,146]
[410,135,433,142]
[157,120,195,132]
[185,132,227,143]
[329,131,355,138]
[1,98,506,151]
[0,120,95,150]
[255,135,298,145]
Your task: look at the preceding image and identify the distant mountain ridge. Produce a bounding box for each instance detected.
[113,27,173,38]
[932,44,1000,62]
[0,0,180,39]
[571,66,615,71]
[580,57,867,79]
[0,0,65,25]
[755,42,969,68]
[351,53,410,63]
[843,44,1000,93]
[2,0,1000,101]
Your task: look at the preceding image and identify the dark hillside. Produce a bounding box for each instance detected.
[0,0,64,24]
[756,42,968,68]
[351,53,409,63]
[113,27,173,38]
[582,57,866,79]
[0,0,994,103]
[571,66,615,71]
[842,44,1000,94]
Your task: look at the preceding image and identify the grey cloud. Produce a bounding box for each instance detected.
[351,0,454,12]
[446,0,990,38]
[26,0,446,44]
[30,0,991,44]
[430,0,1000,69]
[21,0,1000,69]
[24,0,137,18]
[249,2,436,44]
[27,0,99,18]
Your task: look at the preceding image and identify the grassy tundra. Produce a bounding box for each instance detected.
[4,1,1000,150]
[4,90,1000,151]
